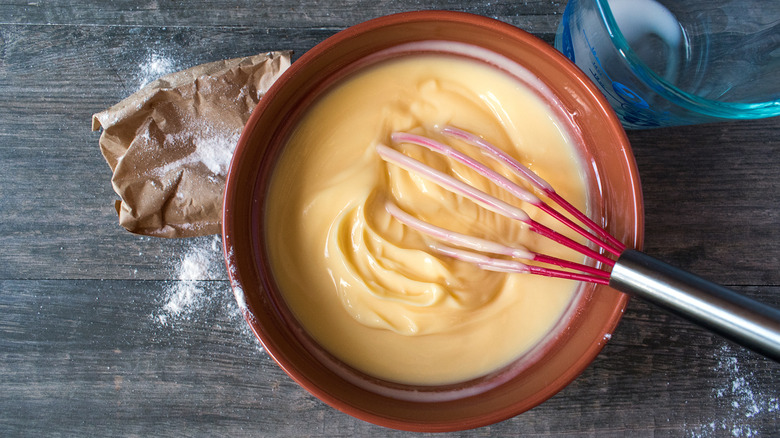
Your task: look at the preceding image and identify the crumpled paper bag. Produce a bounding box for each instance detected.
[92,51,291,238]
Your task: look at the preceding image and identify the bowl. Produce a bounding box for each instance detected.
[222,10,644,432]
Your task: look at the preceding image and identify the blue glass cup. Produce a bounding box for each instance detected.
[555,0,780,129]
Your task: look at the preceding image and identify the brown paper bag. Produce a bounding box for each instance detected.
[92,51,291,238]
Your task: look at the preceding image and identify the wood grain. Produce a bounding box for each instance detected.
[2,279,778,436]
[628,119,780,285]
[1,1,778,436]
[0,0,565,34]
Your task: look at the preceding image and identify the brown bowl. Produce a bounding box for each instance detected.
[222,10,644,432]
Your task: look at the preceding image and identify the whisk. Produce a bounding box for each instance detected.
[377,126,780,362]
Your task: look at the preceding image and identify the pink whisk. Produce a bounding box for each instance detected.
[377,126,780,361]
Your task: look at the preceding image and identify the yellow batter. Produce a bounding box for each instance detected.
[266,55,589,385]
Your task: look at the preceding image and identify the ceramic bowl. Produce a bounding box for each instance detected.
[222,10,644,432]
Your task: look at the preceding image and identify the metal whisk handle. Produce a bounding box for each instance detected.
[610,250,780,362]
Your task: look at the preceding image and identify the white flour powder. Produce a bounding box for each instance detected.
[156,235,222,325]
[687,344,779,437]
[136,51,180,90]
[192,129,242,176]
[152,234,257,349]
[154,127,242,179]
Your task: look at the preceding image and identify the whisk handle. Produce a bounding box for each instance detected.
[609,249,780,362]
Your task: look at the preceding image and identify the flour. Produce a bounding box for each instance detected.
[136,51,180,90]
[156,235,223,325]
[152,236,255,343]
[687,344,779,437]
[193,129,242,176]
[224,245,248,313]
[154,127,242,179]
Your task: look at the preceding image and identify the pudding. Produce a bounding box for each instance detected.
[265,54,590,385]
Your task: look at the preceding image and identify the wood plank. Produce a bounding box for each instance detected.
[0,0,565,37]
[627,119,780,284]
[1,279,778,436]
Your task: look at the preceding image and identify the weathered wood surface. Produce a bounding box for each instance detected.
[1,1,778,436]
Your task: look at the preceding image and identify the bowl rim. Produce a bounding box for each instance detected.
[223,10,644,432]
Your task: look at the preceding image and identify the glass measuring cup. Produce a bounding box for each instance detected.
[555,0,780,129]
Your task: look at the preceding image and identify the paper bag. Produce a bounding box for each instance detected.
[92,51,291,238]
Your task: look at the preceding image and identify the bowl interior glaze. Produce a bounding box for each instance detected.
[222,11,644,432]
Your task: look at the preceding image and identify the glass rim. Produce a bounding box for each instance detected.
[594,0,780,120]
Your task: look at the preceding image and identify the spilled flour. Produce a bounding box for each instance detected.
[135,51,181,90]
[156,235,223,325]
[151,235,259,350]
[687,344,779,437]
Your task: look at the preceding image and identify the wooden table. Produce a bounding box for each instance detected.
[1,1,778,436]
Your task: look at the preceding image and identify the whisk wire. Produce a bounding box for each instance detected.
[376,131,618,281]
[441,126,627,254]
[385,201,611,280]
[391,131,624,259]
[430,242,611,285]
